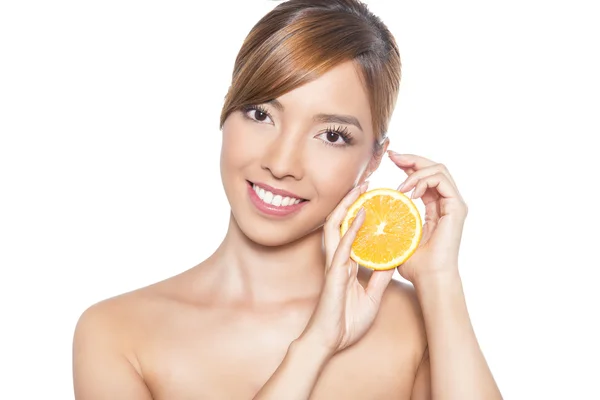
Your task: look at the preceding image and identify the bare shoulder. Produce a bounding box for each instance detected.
[72,283,176,399]
[358,267,427,352]
[74,276,184,347]
[73,286,159,367]
[381,276,424,325]
[73,267,208,352]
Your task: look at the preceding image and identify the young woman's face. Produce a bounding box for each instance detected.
[220,61,380,246]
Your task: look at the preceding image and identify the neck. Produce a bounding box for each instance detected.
[205,213,326,305]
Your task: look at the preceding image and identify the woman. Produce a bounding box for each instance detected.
[73,0,502,398]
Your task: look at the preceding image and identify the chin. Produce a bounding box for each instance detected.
[239,221,305,247]
[232,205,322,248]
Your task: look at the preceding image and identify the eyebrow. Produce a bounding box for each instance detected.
[267,99,363,131]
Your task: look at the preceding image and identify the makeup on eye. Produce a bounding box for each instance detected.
[240,103,358,147]
[241,104,273,124]
[315,125,354,146]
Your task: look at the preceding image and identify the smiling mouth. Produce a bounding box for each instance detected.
[247,181,307,207]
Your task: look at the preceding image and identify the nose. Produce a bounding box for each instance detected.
[260,132,304,181]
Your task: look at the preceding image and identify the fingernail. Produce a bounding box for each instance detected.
[398,181,406,191]
[361,181,369,191]
[388,150,401,157]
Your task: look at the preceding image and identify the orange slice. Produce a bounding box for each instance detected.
[340,188,422,270]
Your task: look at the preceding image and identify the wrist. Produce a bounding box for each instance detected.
[413,268,462,297]
[413,269,470,332]
[292,332,335,366]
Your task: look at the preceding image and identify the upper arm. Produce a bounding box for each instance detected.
[411,347,431,400]
[73,304,152,400]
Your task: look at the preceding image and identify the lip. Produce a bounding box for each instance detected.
[247,181,308,217]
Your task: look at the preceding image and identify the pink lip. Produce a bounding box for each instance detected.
[247,181,308,217]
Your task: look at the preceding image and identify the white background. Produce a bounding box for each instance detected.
[1,0,599,398]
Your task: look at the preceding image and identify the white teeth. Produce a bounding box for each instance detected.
[264,191,274,203]
[252,184,303,207]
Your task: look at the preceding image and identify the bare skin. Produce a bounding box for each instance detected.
[73,61,501,399]
[73,259,427,399]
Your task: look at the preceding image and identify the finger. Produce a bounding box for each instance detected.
[365,269,395,304]
[411,173,468,215]
[330,207,366,270]
[349,260,360,279]
[398,164,457,193]
[388,152,458,195]
[387,151,436,170]
[324,182,368,269]
[388,152,458,187]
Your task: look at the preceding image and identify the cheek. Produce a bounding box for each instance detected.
[221,116,260,170]
[308,149,370,203]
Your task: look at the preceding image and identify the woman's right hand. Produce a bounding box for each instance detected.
[299,182,395,357]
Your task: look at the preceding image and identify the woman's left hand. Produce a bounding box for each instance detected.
[387,151,469,285]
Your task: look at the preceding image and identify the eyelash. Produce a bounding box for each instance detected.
[319,125,353,147]
[241,104,272,122]
[240,104,354,147]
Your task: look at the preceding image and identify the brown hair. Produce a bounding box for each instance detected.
[219,0,401,152]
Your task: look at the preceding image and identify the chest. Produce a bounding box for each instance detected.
[137,318,416,399]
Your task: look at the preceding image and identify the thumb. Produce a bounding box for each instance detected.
[326,207,366,286]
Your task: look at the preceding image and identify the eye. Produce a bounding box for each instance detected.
[324,131,344,144]
[241,105,273,124]
[316,125,353,147]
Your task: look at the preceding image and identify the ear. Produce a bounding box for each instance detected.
[361,138,390,182]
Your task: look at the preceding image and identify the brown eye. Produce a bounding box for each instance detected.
[254,110,268,122]
[242,105,273,124]
[326,131,340,143]
[315,126,353,147]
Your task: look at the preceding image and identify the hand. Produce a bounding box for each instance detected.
[388,152,469,284]
[300,182,395,357]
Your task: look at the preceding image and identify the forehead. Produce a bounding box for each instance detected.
[277,61,372,132]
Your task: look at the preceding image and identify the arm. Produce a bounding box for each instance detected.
[73,304,153,400]
[252,336,331,399]
[412,273,501,400]
[388,152,502,400]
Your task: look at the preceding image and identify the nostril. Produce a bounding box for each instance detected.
[260,142,304,181]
